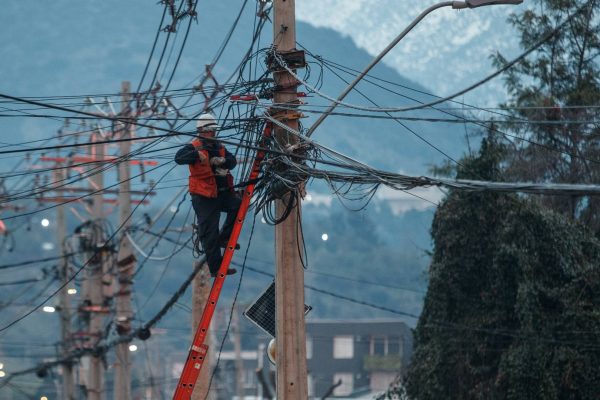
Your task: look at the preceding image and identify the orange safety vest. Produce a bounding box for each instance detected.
[188,139,233,198]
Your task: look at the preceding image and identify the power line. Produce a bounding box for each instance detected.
[243,264,420,319]
[306,55,600,170]
[275,1,594,119]
[0,252,81,270]
[0,3,274,391]
[5,117,600,234]
[0,162,168,220]
[135,3,169,96]
[0,164,175,334]
[0,254,208,387]
[0,142,180,202]
[0,131,188,156]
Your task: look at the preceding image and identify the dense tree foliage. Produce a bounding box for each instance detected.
[381,136,600,400]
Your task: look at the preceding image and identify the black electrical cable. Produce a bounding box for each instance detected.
[0,131,188,156]
[290,0,595,116]
[321,59,467,171]
[131,192,189,278]
[0,252,81,270]
[0,255,208,388]
[1,162,169,221]
[1,121,192,203]
[135,3,169,96]
[136,204,193,313]
[148,0,198,117]
[310,53,600,168]
[243,264,420,319]
[0,163,176,334]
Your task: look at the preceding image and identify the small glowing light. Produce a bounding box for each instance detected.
[67,288,77,295]
[305,194,312,201]
[0,363,3,369]
[40,218,50,227]
[42,306,56,313]
[129,344,138,352]
[321,233,329,241]
[0,371,5,378]
[40,397,48,400]
[261,217,266,224]
[169,206,177,213]
[42,242,55,251]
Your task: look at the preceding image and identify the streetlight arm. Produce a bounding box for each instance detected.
[458,0,523,8]
[306,0,523,137]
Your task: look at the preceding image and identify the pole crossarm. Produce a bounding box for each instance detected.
[40,155,158,166]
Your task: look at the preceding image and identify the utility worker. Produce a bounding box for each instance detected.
[175,113,240,277]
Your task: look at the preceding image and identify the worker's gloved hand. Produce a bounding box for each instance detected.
[214,167,228,176]
[210,157,226,166]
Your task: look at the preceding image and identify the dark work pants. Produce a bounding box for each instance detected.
[191,191,241,274]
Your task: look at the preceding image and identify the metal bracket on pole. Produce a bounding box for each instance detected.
[266,49,306,72]
[267,109,305,122]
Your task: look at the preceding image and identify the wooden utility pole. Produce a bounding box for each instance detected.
[87,132,106,400]
[191,262,213,400]
[115,81,135,400]
[233,306,244,399]
[272,0,308,398]
[56,167,75,400]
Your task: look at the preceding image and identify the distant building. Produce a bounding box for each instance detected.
[191,318,413,399]
[305,319,413,398]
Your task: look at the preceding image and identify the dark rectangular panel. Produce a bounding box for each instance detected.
[244,280,311,338]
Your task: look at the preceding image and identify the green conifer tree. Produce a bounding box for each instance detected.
[493,0,600,232]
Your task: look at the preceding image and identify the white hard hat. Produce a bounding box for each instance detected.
[196,113,219,131]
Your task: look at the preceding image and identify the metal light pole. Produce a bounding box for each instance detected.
[306,0,523,137]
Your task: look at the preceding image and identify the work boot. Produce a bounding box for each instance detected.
[210,268,237,278]
[219,240,240,250]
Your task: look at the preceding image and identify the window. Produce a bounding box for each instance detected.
[333,335,354,359]
[306,335,313,359]
[388,336,401,355]
[333,373,354,396]
[372,336,385,355]
[370,336,404,356]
